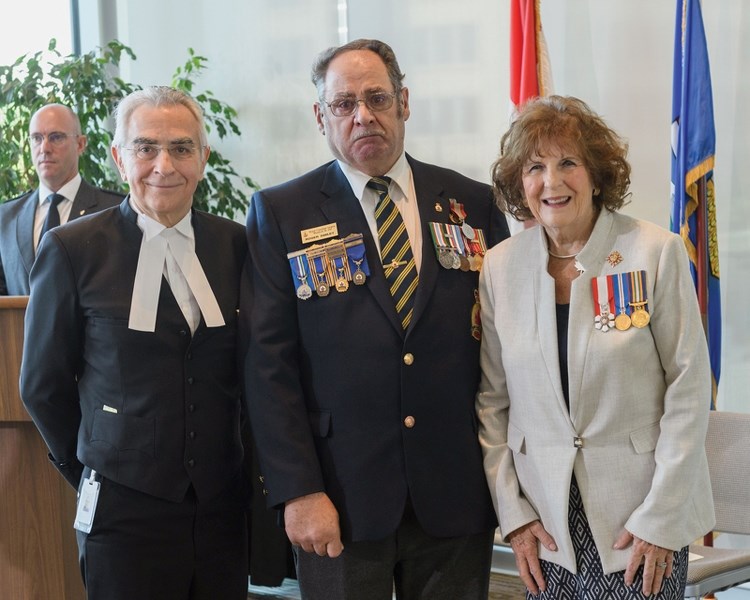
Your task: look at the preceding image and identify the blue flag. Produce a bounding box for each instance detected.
[670,0,721,407]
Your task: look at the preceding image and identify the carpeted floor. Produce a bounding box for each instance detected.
[248,572,528,599]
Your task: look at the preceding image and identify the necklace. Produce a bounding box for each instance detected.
[548,250,578,259]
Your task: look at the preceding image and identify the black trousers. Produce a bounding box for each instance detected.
[294,500,494,600]
[76,472,248,600]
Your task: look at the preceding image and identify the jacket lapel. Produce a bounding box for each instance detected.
[407,157,441,333]
[566,210,616,425]
[69,180,99,220]
[17,190,39,271]
[532,227,572,420]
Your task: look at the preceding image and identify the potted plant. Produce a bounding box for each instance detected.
[0,39,257,219]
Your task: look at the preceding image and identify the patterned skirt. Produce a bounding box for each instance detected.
[527,478,688,600]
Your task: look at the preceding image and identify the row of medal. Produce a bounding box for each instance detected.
[287,233,370,300]
[591,270,650,332]
[429,199,488,272]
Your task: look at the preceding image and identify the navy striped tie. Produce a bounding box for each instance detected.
[369,177,418,329]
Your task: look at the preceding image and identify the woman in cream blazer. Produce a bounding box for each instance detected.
[476,96,714,599]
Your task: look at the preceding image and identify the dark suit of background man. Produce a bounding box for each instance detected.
[0,103,122,295]
[20,87,248,600]
[244,38,510,600]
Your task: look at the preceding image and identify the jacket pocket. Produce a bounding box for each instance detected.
[507,422,527,455]
[629,421,661,454]
[90,408,155,457]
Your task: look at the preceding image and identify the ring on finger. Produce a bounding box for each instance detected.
[656,561,668,569]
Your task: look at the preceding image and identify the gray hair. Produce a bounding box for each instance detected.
[311,38,406,101]
[112,86,207,147]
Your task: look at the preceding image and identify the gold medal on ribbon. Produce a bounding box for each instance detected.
[631,303,650,328]
[628,270,651,328]
[614,313,631,331]
[613,272,631,331]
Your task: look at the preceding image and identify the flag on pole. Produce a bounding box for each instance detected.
[510,0,552,115]
[509,0,553,231]
[670,0,721,407]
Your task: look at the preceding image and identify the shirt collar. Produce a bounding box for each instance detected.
[38,173,82,206]
[337,152,409,200]
[131,197,194,243]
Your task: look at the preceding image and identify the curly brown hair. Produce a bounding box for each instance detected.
[491,95,631,221]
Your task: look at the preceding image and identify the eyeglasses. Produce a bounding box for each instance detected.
[121,143,203,162]
[28,132,79,146]
[321,92,398,117]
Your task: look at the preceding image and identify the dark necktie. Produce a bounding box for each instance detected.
[368,176,419,329]
[41,193,66,238]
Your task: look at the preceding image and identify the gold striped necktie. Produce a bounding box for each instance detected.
[368,176,418,329]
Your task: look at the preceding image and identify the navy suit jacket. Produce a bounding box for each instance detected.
[0,179,123,295]
[244,156,509,541]
[20,198,247,503]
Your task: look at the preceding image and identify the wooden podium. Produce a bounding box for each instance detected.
[0,297,84,599]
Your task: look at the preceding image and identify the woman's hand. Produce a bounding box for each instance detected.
[614,529,673,596]
[508,520,558,596]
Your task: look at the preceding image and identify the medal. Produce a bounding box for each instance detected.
[628,270,650,328]
[326,241,351,293]
[631,304,650,328]
[352,258,366,285]
[287,250,314,300]
[344,233,369,286]
[612,272,631,331]
[464,228,488,271]
[459,255,471,271]
[450,252,461,269]
[448,198,476,240]
[470,288,481,341]
[430,221,466,270]
[297,281,312,300]
[308,249,332,298]
[592,276,615,332]
[438,248,455,269]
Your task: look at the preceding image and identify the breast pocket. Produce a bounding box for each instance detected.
[90,408,155,457]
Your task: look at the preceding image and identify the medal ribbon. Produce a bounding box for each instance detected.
[287,249,309,288]
[629,269,649,312]
[309,253,330,288]
[612,272,631,317]
[344,234,370,276]
[591,275,615,331]
[467,228,487,257]
[444,224,466,254]
[449,198,467,224]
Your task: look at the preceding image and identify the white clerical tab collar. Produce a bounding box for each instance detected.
[129,210,224,332]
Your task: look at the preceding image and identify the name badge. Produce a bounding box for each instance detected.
[301,223,338,244]
[74,470,101,534]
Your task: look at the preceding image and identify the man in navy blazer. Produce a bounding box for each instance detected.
[20,87,248,600]
[244,39,509,599]
[0,103,122,295]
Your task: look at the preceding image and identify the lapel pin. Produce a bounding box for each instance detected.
[434,202,442,213]
[607,251,623,267]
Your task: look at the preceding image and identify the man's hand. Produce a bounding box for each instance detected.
[284,492,344,558]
